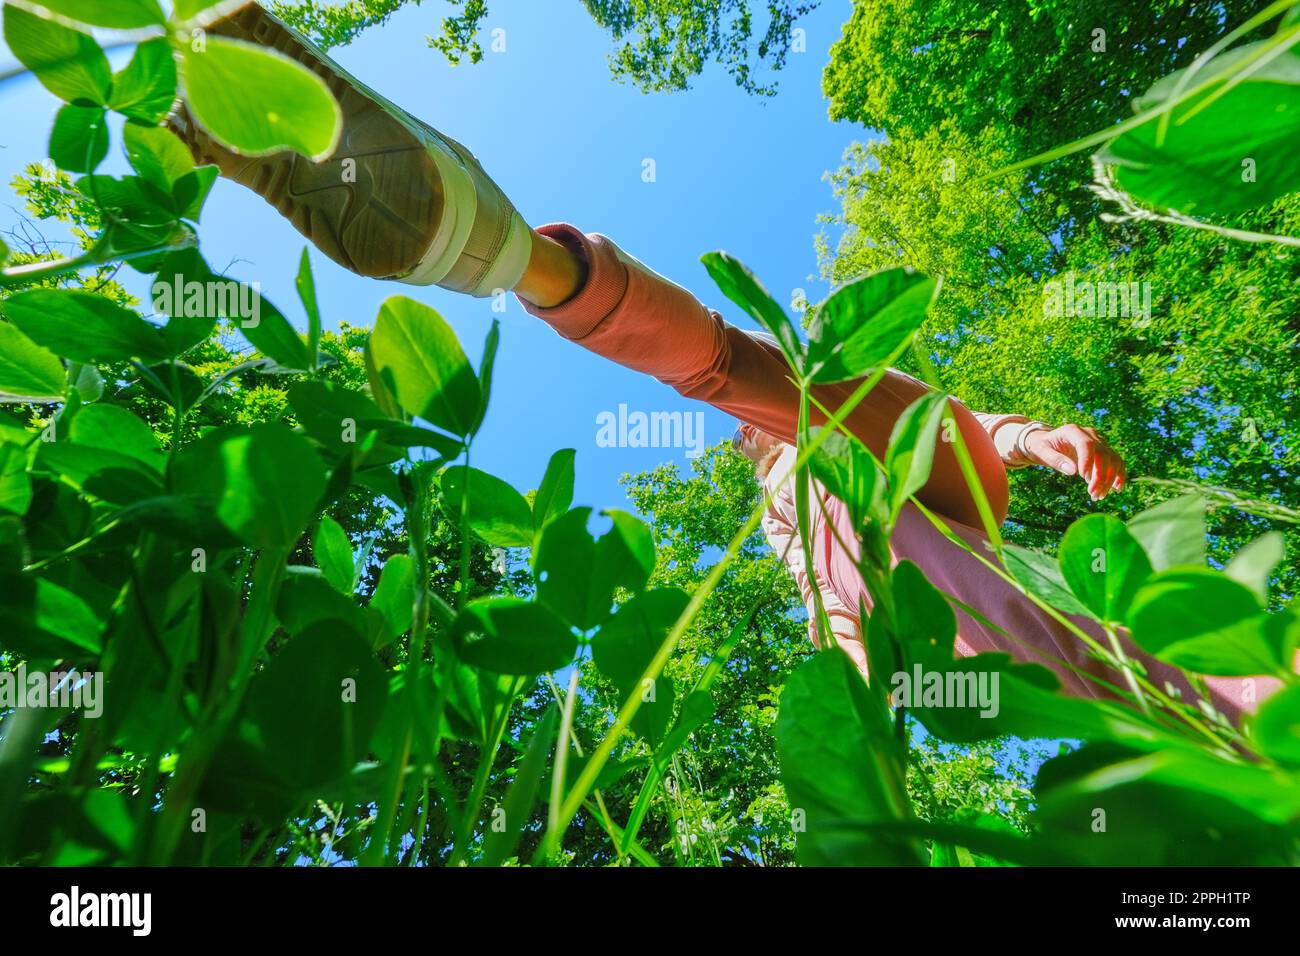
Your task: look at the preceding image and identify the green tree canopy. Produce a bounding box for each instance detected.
[271,0,819,94]
[818,1,1300,601]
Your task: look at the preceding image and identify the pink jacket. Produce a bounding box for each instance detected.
[519,224,1280,721]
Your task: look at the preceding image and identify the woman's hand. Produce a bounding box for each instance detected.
[1022,424,1127,500]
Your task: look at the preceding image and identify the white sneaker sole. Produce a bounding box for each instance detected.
[169,2,529,297]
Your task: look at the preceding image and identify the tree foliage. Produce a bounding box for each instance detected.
[271,0,819,94]
[818,1,1300,601]
[822,1,1238,201]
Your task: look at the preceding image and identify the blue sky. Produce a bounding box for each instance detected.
[0,0,865,514]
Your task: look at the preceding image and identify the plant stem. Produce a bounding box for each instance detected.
[538,667,581,863]
[552,353,906,837]
[448,678,518,865]
[1104,624,1152,717]
[148,545,289,865]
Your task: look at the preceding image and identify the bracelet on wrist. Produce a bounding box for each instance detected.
[1013,421,1049,464]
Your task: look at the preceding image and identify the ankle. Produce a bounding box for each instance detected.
[514,229,588,308]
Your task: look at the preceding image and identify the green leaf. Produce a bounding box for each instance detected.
[363,421,462,458]
[0,235,8,265]
[3,4,110,104]
[453,598,577,676]
[76,174,179,254]
[245,620,387,787]
[628,673,676,747]
[0,575,104,657]
[69,362,103,403]
[68,404,163,474]
[313,515,353,595]
[1127,569,1285,675]
[884,390,948,521]
[1125,493,1206,571]
[32,578,103,653]
[170,424,327,549]
[173,0,229,21]
[35,438,162,499]
[0,322,66,402]
[70,789,136,859]
[471,318,499,436]
[927,809,1020,867]
[532,448,575,534]
[1059,514,1153,623]
[367,296,480,436]
[1031,744,1297,863]
[180,35,342,160]
[590,591,688,690]
[48,103,107,172]
[17,0,165,29]
[658,688,718,756]
[436,662,496,745]
[150,251,309,368]
[1253,685,1300,766]
[0,444,32,516]
[1097,42,1300,217]
[884,561,1163,747]
[369,554,414,645]
[440,465,533,548]
[172,165,218,221]
[147,248,224,355]
[533,507,655,630]
[806,268,939,384]
[355,464,404,506]
[2,289,167,363]
[591,588,689,745]
[700,251,805,371]
[296,248,321,370]
[0,417,29,444]
[123,122,195,193]
[108,37,178,123]
[776,649,920,866]
[363,340,402,420]
[1002,542,1091,617]
[1225,531,1285,605]
[288,380,460,464]
[803,426,886,529]
[881,558,962,676]
[276,570,366,637]
[605,510,656,585]
[238,295,310,370]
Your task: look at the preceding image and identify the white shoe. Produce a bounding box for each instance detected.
[168,2,531,298]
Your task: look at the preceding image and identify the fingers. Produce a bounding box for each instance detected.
[1109,449,1128,495]
[1063,427,1096,491]
[1059,425,1127,500]
[1092,454,1114,500]
[1046,451,1077,475]
[1089,441,1126,500]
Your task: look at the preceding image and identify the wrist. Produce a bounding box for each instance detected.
[1014,421,1050,465]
